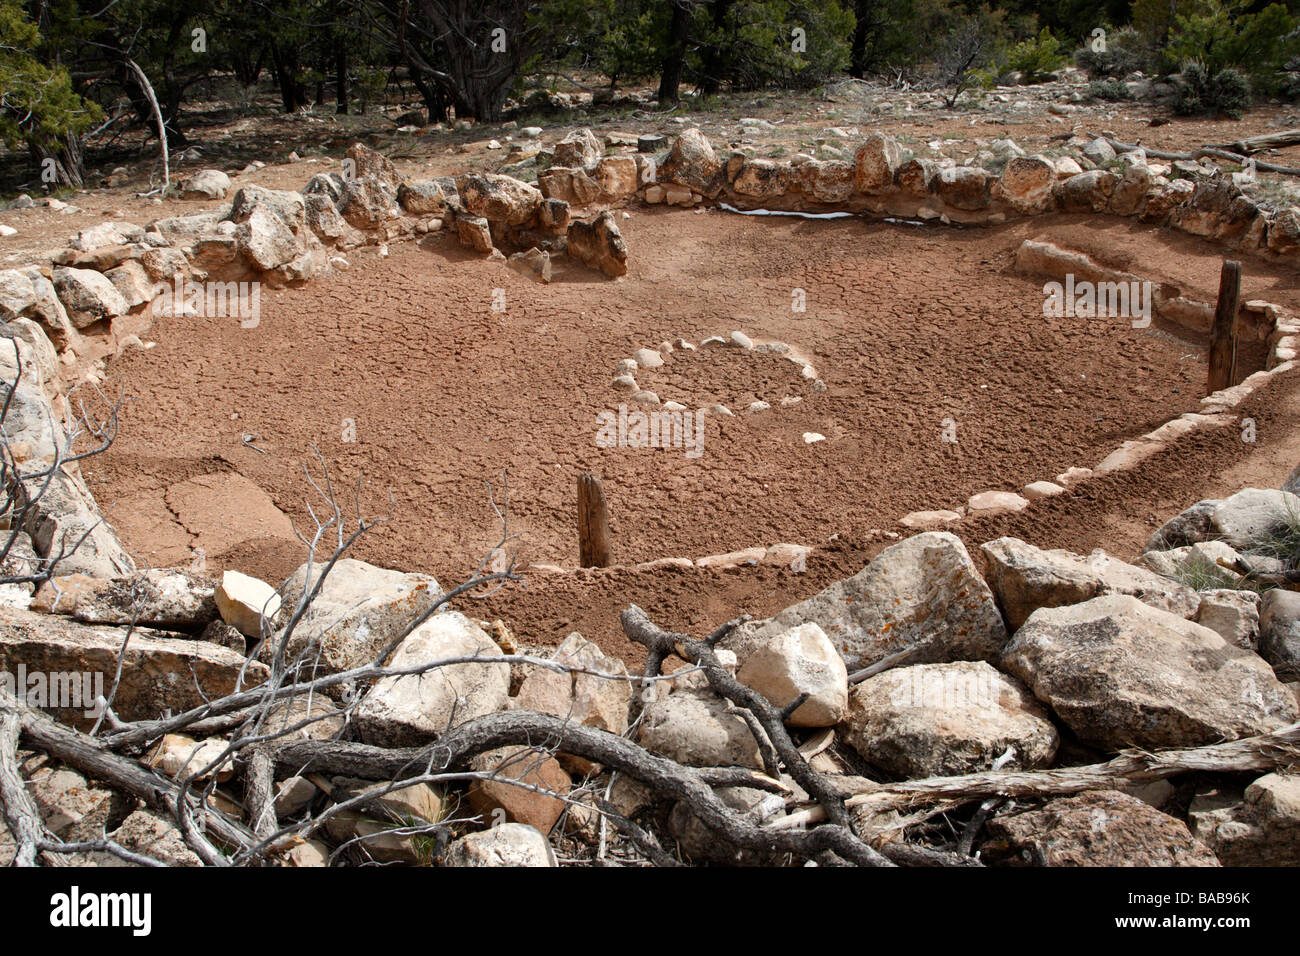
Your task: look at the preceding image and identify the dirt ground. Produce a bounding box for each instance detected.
[80,205,1300,664]
[9,79,1300,667]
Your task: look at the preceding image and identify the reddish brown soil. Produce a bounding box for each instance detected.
[81,205,1300,664]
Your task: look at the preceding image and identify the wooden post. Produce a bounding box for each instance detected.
[577,473,611,568]
[1208,259,1242,394]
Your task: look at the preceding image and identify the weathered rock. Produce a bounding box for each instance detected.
[304,193,348,241]
[1194,588,1261,650]
[1054,170,1115,212]
[346,142,403,193]
[844,661,1058,778]
[1138,539,1249,591]
[997,155,1057,214]
[537,166,601,206]
[668,785,790,866]
[0,606,266,727]
[1259,588,1300,680]
[1210,488,1300,549]
[983,790,1219,866]
[25,470,134,579]
[896,157,937,196]
[735,622,847,726]
[226,185,306,232]
[595,155,638,200]
[660,129,724,197]
[104,260,153,309]
[51,267,128,328]
[146,732,234,782]
[638,691,762,768]
[31,569,216,630]
[1109,163,1151,216]
[338,177,399,229]
[793,159,854,203]
[354,611,510,746]
[139,247,190,283]
[552,128,603,169]
[1189,773,1300,866]
[214,569,281,639]
[443,823,556,866]
[397,180,448,215]
[70,221,145,252]
[106,810,203,866]
[456,215,493,253]
[566,210,628,277]
[1002,594,1298,750]
[733,159,791,199]
[455,173,542,226]
[1146,498,1220,551]
[303,172,345,204]
[180,169,232,200]
[730,532,1006,672]
[236,205,298,271]
[467,746,571,833]
[276,558,443,676]
[512,631,631,770]
[934,166,990,210]
[507,247,551,283]
[854,133,901,192]
[1081,138,1117,165]
[981,536,1200,632]
[324,778,442,864]
[0,269,36,320]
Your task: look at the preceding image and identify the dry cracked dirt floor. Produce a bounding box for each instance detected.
[83,204,1300,665]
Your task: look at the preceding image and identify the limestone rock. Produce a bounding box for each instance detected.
[1001,594,1298,750]
[276,558,443,676]
[236,205,298,271]
[215,569,281,639]
[397,180,448,215]
[660,129,724,197]
[338,177,399,230]
[844,661,1058,778]
[934,166,990,210]
[854,133,901,192]
[456,215,493,253]
[1188,773,1300,866]
[735,622,847,726]
[180,169,232,200]
[1146,498,1220,551]
[638,691,762,768]
[983,790,1218,866]
[51,267,128,328]
[443,823,556,867]
[468,746,572,834]
[730,532,1007,672]
[31,569,216,630]
[1259,588,1300,680]
[1194,588,1261,650]
[0,606,267,727]
[566,210,628,277]
[552,128,603,169]
[346,142,403,193]
[455,173,542,226]
[1054,170,1115,212]
[354,611,510,746]
[226,185,306,232]
[1211,488,1300,549]
[998,156,1057,214]
[981,536,1200,632]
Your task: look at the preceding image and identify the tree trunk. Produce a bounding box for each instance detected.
[658,0,692,105]
[29,132,86,190]
[697,0,734,96]
[335,38,349,114]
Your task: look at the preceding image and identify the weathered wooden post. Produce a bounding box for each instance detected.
[1207,259,1242,393]
[578,472,611,568]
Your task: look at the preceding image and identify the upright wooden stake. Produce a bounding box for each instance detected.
[578,473,611,568]
[1208,259,1242,393]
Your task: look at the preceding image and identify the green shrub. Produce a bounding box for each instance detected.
[1005,27,1065,82]
[1074,26,1154,78]
[1175,61,1251,118]
[1088,78,1134,101]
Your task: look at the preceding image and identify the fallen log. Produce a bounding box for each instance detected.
[1213,129,1300,155]
[771,719,1300,831]
[1092,135,1300,177]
